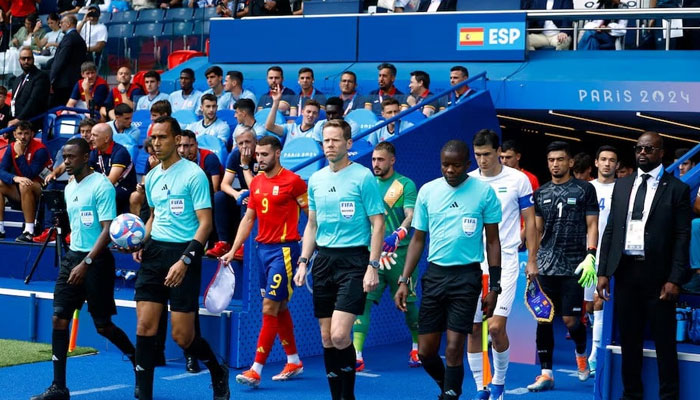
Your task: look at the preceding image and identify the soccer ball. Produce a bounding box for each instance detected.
[110,213,146,250]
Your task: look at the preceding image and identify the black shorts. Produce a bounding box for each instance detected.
[538,275,584,317]
[134,240,202,313]
[312,246,369,318]
[53,249,116,320]
[419,263,481,336]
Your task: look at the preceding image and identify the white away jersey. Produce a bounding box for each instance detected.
[590,179,615,260]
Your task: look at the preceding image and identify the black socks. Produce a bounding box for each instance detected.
[52,329,69,388]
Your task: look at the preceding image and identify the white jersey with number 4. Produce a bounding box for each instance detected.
[468,165,534,255]
[590,180,615,260]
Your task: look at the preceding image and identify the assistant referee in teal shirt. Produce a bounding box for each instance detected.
[294,119,385,400]
[395,139,502,400]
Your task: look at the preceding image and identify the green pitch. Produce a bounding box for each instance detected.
[0,339,97,368]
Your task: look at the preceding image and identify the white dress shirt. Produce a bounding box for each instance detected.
[624,163,664,255]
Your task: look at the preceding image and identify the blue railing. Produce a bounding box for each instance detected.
[287,71,488,174]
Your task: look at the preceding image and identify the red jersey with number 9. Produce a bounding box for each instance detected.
[248,168,308,244]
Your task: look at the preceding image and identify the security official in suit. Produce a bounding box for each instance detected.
[597,131,691,400]
[49,15,87,109]
[9,47,49,131]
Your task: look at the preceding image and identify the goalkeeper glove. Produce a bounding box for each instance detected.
[379,251,397,270]
[575,253,597,288]
[382,227,408,254]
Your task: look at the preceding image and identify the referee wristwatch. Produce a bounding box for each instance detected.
[180,254,192,265]
[369,260,380,269]
[83,256,93,266]
[397,276,409,285]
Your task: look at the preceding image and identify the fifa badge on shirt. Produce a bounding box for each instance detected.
[462,217,477,237]
[80,209,95,227]
[273,186,279,196]
[170,198,185,216]
[340,201,355,219]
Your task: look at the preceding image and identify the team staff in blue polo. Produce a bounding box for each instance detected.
[395,139,502,400]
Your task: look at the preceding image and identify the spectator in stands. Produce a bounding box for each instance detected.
[0,86,10,130]
[338,71,363,116]
[159,0,184,9]
[446,65,474,108]
[220,70,256,110]
[58,0,84,16]
[37,13,64,57]
[206,128,257,257]
[187,93,230,147]
[132,0,159,10]
[77,6,107,65]
[169,68,203,114]
[104,66,144,120]
[573,152,594,181]
[0,121,52,241]
[526,0,573,51]
[177,129,223,192]
[265,85,320,143]
[403,70,441,117]
[675,148,698,177]
[249,0,292,16]
[313,96,359,140]
[89,123,137,213]
[295,67,326,116]
[145,99,172,137]
[217,0,249,17]
[202,66,226,107]
[10,13,45,51]
[365,62,404,115]
[649,0,682,50]
[66,61,109,117]
[616,158,634,178]
[50,15,87,108]
[233,98,266,139]
[77,0,117,13]
[417,0,457,12]
[129,137,157,216]
[136,71,169,111]
[9,0,38,35]
[258,66,296,116]
[578,0,628,50]
[367,98,413,145]
[190,0,216,7]
[500,139,540,191]
[108,103,140,146]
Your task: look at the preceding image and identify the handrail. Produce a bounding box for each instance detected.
[0,106,91,137]
[288,71,488,174]
[526,7,700,20]
[666,142,700,174]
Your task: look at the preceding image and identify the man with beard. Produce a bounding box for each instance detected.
[169,68,203,114]
[221,135,307,387]
[103,66,144,120]
[365,63,405,116]
[9,47,49,130]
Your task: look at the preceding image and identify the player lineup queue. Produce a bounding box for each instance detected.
[29,118,689,400]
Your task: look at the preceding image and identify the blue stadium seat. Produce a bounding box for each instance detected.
[348,137,374,160]
[138,9,165,23]
[193,7,218,20]
[106,24,134,62]
[109,10,139,25]
[345,109,379,132]
[197,133,228,165]
[191,20,210,51]
[163,21,193,52]
[131,110,152,135]
[98,12,111,25]
[112,132,138,161]
[164,7,195,21]
[129,23,166,70]
[39,14,49,27]
[400,109,426,125]
[174,110,199,126]
[280,138,324,181]
[255,109,285,126]
[216,110,238,133]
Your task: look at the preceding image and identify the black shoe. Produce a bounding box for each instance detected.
[15,231,33,243]
[185,353,201,373]
[155,352,166,367]
[213,364,230,400]
[30,383,70,400]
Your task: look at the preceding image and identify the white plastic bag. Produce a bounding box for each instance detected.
[204,261,236,314]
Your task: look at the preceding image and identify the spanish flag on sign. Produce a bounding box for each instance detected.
[460,27,484,46]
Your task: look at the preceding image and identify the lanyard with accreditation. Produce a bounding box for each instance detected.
[624,168,663,252]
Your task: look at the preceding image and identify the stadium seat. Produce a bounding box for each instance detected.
[255,109,285,126]
[191,20,211,51]
[106,24,134,71]
[197,133,228,165]
[173,110,199,126]
[163,21,194,53]
[168,50,205,69]
[137,9,165,23]
[109,10,139,25]
[280,138,324,181]
[216,110,238,133]
[346,109,379,132]
[98,12,111,25]
[132,110,152,133]
[39,14,49,27]
[164,7,195,21]
[112,132,138,161]
[129,23,165,70]
[193,7,218,20]
[348,137,374,159]
[400,109,426,125]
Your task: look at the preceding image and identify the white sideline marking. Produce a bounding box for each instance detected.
[356,372,380,378]
[72,384,129,396]
[505,387,530,395]
[162,370,210,380]
[556,368,580,377]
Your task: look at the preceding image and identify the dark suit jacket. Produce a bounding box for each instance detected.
[527,0,574,31]
[250,0,292,16]
[598,171,691,287]
[13,66,50,121]
[417,0,457,12]
[50,29,87,90]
